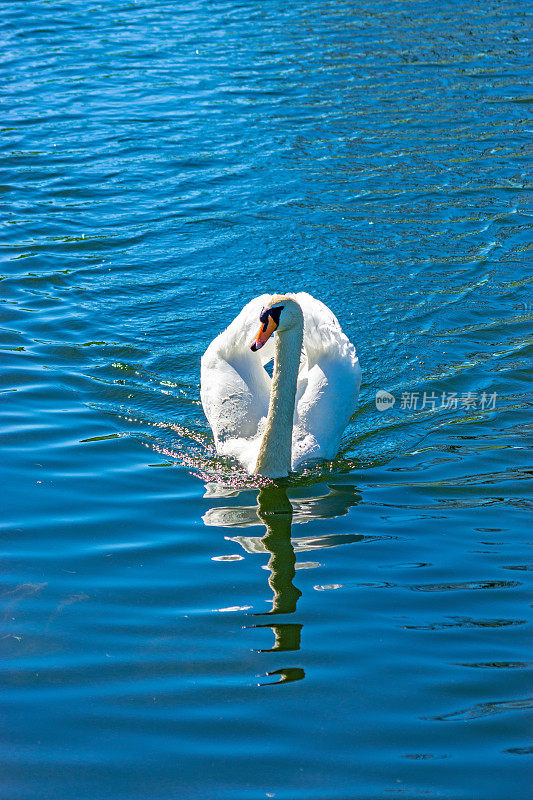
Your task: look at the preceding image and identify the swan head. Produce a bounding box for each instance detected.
[250,295,303,351]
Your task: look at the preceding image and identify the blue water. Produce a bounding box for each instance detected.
[2,1,532,798]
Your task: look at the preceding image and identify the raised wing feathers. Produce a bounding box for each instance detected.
[292,292,361,465]
[200,295,272,458]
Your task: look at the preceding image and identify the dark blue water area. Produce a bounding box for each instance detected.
[1,0,532,798]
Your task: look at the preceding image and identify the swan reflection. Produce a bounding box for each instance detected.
[254,485,301,616]
[203,481,362,685]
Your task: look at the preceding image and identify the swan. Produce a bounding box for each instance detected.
[200,292,361,478]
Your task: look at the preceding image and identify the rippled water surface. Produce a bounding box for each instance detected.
[2,1,532,798]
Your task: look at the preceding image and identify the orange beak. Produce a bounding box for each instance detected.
[250,315,278,351]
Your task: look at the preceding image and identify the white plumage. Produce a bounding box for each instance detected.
[200,292,361,476]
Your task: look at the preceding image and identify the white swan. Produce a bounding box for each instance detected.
[200,293,361,478]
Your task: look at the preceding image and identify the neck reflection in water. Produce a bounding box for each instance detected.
[256,485,302,616]
[203,480,362,686]
[253,486,303,684]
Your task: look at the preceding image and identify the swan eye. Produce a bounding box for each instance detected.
[268,306,284,326]
[259,305,284,331]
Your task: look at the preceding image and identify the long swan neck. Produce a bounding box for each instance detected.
[254,322,303,477]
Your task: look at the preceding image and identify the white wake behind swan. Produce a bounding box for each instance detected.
[200,293,361,477]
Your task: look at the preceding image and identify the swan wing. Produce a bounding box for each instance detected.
[292,292,361,466]
[200,294,274,470]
